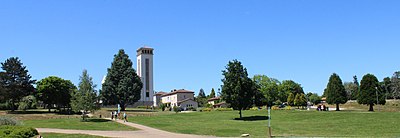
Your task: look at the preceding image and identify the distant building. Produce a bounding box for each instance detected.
[136,47,154,106]
[207,97,221,105]
[207,96,228,108]
[153,91,167,107]
[154,89,198,110]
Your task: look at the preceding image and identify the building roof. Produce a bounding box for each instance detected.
[213,102,226,106]
[208,96,221,102]
[161,89,194,97]
[177,98,196,104]
[154,92,167,96]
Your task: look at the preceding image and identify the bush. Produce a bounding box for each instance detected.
[0,126,39,138]
[136,106,150,109]
[0,103,10,110]
[271,105,280,110]
[173,106,180,113]
[250,107,259,111]
[285,106,292,110]
[187,107,196,111]
[0,116,21,126]
[159,104,166,111]
[214,108,233,111]
[202,108,213,112]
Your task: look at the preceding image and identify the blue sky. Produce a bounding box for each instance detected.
[1,1,400,96]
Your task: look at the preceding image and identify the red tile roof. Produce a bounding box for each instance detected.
[177,98,195,104]
[161,89,194,97]
[207,97,221,101]
[154,92,167,96]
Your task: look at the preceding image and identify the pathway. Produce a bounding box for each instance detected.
[37,118,216,138]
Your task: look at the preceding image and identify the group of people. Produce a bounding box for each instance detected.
[111,111,128,122]
[316,104,328,111]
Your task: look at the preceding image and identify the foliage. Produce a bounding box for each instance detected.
[274,100,282,105]
[325,73,347,111]
[278,80,304,102]
[294,93,307,108]
[344,82,358,100]
[358,74,386,111]
[209,88,216,98]
[381,77,391,99]
[101,49,143,111]
[352,75,360,99]
[221,60,257,118]
[202,108,212,112]
[390,71,400,99]
[18,95,37,111]
[287,93,294,106]
[173,106,180,113]
[196,88,208,107]
[308,93,321,105]
[0,126,38,138]
[214,108,234,111]
[253,75,280,106]
[70,70,98,121]
[0,116,21,126]
[0,57,35,111]
[37,76,76,112]
[159,103,166,111]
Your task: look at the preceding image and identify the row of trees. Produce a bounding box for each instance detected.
[195,88,218,107]
[0,57,99,119]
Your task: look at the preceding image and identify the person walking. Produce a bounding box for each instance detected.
[123,112,127,122]
[114,111,118,120]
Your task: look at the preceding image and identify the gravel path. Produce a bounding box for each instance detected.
[37,118,216,138]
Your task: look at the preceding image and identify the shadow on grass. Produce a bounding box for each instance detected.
[86,118,111,122]
[234,116,269,121]
[6,110,74,115]
[105,109,156,113]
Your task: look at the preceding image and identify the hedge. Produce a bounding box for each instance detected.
[0,126,39,138]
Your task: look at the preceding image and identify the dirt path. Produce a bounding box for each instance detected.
[37,119,216,138]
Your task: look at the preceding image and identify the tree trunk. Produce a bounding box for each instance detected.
[239,110,242,118]
[48,104,51,112]
[11,100,15,112]
[336,103,340,111]
[369,104,374,111]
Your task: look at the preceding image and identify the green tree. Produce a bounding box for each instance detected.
[221,60,257,118]
[381,77,391,99]
[358,74,386,111]
[352,75,360,99]
[209,88,216,98]
[294,93,307,109]
[278,80,304,102]
[390,71,400,100]
[37,76,76,112]
[0,57,35,111]
[325,73,347,111]
[196,88,207,107]
[101,49,143,111]
[70,70,98,121]
[287,93,294,106]
[308,93,321,105]
[18,95,37,111]
[253,75,280,106]
[344,82,358,100]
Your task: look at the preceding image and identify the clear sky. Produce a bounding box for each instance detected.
[1,1,400,96]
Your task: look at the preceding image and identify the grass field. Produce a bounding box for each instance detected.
[23,118,138,131]
[40,133,106,138]
[131,110,400,137]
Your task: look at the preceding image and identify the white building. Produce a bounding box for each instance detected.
[136,47,154,106]
[156,89,198,110]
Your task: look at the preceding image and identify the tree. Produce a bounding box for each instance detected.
[18,95,37,111]
[0,57,35,111]
[209,88,216,98]
[101,49,143,111]
[309,93,321,105]
[278,80,304,102]
[390,72,400,100]
[381,77,391,99]
[294,93,307,109]
[358,74,386,111]
[196,88,207,107]
[344,82,358,100]
[352,75,360,99]
[37,76,76,112]
[70,70,98,121]
[253,75,280,106]
[287,93,294,106]
[325,73,347,111]
[221,60,257,118]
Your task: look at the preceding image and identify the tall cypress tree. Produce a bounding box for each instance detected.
[101,49,142,111]
[358,74,386,111]
[0,57,35,111]
[325,73,347,111]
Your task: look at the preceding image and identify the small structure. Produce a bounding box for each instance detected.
[153,91,167,107]
[207,97,221,105]
[156,89,198,110]
[207,97,228,108]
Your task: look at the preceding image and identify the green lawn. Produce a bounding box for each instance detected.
[40,133,106,138]
[131,110,400,137]
[23,118,137,131]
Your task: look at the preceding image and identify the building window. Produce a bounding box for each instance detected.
[145,58,150,97]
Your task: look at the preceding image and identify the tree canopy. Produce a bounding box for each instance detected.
[278,80,304,102]
[71,70,98,120]
[209,88,216,98]
[358,74,386,111]
[36,76,76,112]
[101,49,143,111]
[221,60,257,118]
[253,75,280,106]
[0,57,35,111]
[196,88,207,107]
[325,73,347,111]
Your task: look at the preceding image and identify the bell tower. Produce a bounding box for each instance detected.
[136,47,154,105]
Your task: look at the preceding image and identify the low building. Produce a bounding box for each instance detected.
[153,91,167,107]
[157,89,198,110]
[207,97,221,105]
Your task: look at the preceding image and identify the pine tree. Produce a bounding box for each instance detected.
[101,49,142,111]
[0,57,35,111]
[325,73,347,111]
[70,70,98,120]
[358,74,386,111]
[209,88,216,98]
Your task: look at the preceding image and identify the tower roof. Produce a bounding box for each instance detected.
[137,46,154,56]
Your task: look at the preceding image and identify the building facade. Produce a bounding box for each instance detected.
[157,89,198,110]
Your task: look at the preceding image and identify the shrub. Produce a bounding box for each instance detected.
[214,108,233,111]
[0,116,21,126]
[173,106,180,113]
[0,126,39,138]
[18,95,37,111]
[159,104,166,111]
[274,100,282,106]
[187,107,196,111]
[202,108,213,112]
[136,106,149,109]
[271,105,280,110]
[285,106,292,110]
[0,103,10,110]
[250,107,259,111]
